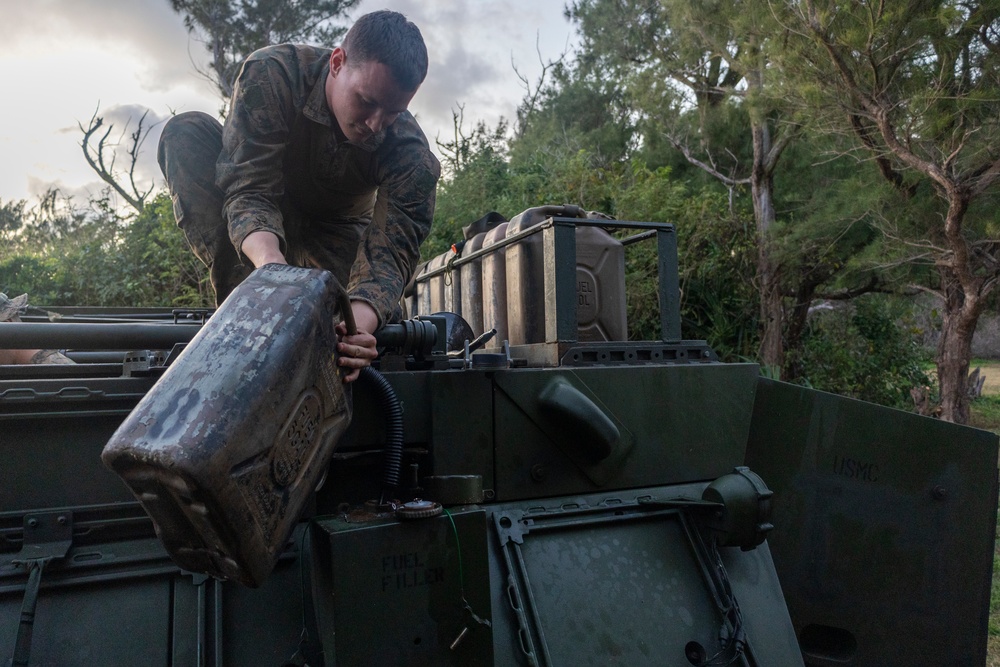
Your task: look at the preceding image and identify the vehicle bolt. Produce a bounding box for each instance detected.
[931,486,947,501]
[27,518,38,528]
[531,464,548,482]
[57,516,67,525]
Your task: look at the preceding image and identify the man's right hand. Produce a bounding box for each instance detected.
[336,301,379,383]
[241,230,287,267]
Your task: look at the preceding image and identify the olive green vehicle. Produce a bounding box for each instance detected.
[1,215,996,666]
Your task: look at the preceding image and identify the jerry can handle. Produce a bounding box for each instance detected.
[338,291,357,336]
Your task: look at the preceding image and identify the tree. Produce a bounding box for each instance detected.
[567,0,800,373]
[785,0,1000,423]
[426,110,512,256]
[170,0,359,102]
[0,198,27,250]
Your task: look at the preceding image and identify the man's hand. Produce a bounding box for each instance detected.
[241,230,287,267]
[242,232,376,381]
[336,300,379,383]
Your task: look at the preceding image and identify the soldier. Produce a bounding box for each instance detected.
[158,10,440,382]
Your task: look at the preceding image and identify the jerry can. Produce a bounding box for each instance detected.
[481,222,510,345]
[506,205,627,344]
[413,261,432,317]
[457,211,507,335]
[459,231,488,335]
[443,249,461,315]
[102,264,352,587]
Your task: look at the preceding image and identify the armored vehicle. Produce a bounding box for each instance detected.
[1,214,996,666]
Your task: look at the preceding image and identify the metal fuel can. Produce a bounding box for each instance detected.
[102,264,352,587]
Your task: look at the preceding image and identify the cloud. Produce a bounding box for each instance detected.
[26,175,105,208]
[415,45,501,126]
[0,1,210,94]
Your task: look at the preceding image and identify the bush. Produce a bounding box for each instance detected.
[1,191,211,308]
[792,296,931,410]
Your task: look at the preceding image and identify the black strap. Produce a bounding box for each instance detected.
[11,558,51,667]
[283,525,324,667]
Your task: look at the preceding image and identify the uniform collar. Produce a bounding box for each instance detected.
[303,61,333,128]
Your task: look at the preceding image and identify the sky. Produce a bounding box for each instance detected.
[0,0,579,209]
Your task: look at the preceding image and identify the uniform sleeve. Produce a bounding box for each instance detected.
[346,139,440,327]
[216,57,295,263]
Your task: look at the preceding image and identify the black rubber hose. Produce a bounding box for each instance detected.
[358,366,404,495]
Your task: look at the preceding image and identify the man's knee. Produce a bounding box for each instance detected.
[158,111,224,181]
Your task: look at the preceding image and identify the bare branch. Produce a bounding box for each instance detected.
[512,32,568,139]
[78,105,159,214]
[667,134,750,187]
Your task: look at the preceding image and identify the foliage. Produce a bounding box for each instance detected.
[971,395,1000,434]
[427,118,513,255]
[0,199,27,246]
[790,296,931,409]
[169,0,359,101]
[612,164,760,353]
[778,0,1000,423]
[0,192,210,308]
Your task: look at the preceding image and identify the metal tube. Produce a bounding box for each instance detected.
[0,322,201,349]
[419,218,676,278]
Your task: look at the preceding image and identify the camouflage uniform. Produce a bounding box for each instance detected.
[157,44,440,325]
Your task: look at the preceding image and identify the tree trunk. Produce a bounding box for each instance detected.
[749,96,783,373]
[936,279,979,423]
[784,279,821,380]
[757,244,784,372]
[936,193,986,424]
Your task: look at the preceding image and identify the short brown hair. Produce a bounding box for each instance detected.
[342,10,428,91]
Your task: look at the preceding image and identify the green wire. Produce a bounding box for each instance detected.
[443,509,492,630]
[443,508,465,593]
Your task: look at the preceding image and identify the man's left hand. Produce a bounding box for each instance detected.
[336,300,379,383]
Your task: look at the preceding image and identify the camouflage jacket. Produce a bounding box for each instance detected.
[217,44,440,326]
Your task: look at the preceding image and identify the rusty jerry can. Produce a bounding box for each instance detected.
[102,264,352,587]
[506,204,627,344]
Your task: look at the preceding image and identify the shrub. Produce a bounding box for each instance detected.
[792,296,931,410]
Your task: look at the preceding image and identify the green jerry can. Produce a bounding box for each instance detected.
[101,264,353,587]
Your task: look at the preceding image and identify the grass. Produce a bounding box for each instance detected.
[973,395,1000,433]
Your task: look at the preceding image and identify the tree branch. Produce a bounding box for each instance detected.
[667,134,751,187]
[79,105,157,214]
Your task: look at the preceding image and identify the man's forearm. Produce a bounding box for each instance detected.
[241,230,287,267]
